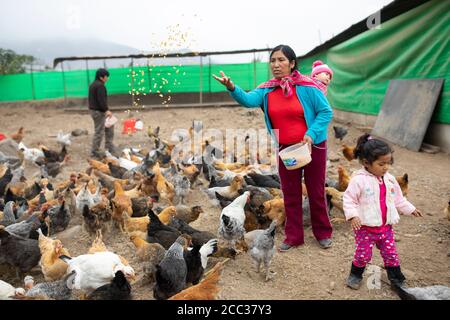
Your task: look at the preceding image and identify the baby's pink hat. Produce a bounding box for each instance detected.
[311,60,333,79]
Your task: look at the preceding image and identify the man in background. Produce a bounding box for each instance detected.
[88,68,119,158]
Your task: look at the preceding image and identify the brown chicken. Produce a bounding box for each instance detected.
[123,212,150,233]
[157,206,177,224]
[130,155,142,164]
[168,261,225,300]
[244,209,264,232]
[178,163,200,184]
[10,127,24,144]
[129,234,166,262]
[337,165,351,192]
[28,187,55,208]
[87,231,108,254]
[141,175,158,197]
[395,173,409,196]
[174,205,203,224]
[37,229,70,281]
[87,159,111,175]
[153,162,175,205]
[124,184,143,198]
[213,160,244,171]
[325,187,344,212]
[261,198,285,227]
[111,181,133,232]
[342,144,356,161]
[266,188,283,198]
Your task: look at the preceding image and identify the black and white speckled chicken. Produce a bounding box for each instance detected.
[218,191,250,250]
[244,220,277,281]
[25,271,76,300]
[391,283,450,300]
[173,175,190,205]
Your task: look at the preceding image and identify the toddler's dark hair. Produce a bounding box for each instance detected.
[354,133,394,164]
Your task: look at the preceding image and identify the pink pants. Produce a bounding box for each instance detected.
[353,226,400,268]
[278,141,332,246]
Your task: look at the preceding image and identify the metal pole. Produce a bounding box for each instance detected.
[130,58,135,107]
[30,63,35,100]
[146,59,152,95]
[85,59,90,88]
[61,61,68,106]
[208,56,211,93]
[103,59,107,69]
[253,51,257,88]
[199,56,203,104]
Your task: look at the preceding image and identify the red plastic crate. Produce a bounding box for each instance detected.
[122,118,137,134]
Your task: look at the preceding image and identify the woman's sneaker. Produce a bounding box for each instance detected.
[278,243,294,252]
[318,238,332,249]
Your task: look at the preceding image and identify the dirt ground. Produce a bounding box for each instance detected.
[0,104,449,300]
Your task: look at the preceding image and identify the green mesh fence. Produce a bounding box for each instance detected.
[0,62,270,102]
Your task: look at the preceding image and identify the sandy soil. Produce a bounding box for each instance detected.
[0,104,449,300]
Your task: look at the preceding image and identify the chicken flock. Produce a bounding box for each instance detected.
[0,124,448,300]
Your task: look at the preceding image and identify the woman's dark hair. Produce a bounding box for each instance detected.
[354,133,394,164]
[95,68,110,80]
[270,45,298,71]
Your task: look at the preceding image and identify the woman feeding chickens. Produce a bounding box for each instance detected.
[213,44,333,251]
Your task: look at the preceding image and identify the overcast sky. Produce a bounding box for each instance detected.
[0,0,392,57]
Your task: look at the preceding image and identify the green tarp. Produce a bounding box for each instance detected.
[298,0,449,124]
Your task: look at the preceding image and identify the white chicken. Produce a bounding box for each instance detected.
[56,131,71,146]
[18,142,45,163]
[0,280,25,300]
[218,191,250,250]
[75,183,95,213]
[119,157,138,171]
[59,251,135,294]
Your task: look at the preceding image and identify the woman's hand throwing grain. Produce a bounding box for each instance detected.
[213,71,235,91]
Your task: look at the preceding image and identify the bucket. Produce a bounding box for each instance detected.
[122,118,137,134]
[279,142,311,170]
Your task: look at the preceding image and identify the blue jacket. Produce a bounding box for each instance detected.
[229,85,333,146]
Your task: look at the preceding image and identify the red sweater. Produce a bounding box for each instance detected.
[268,87,307,145]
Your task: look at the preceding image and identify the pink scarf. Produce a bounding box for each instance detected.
[258,70,327,97]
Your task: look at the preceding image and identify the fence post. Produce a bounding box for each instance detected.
[253,51,257,88]
[208,56,211,93]
[61,61,68,106]
[30,63,35,100]
[146,59,152,99]
[130,58,135,107]
[199,56,203,104]
[85,60,90,89]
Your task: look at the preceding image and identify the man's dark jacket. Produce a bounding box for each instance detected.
[88,79,108,112]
